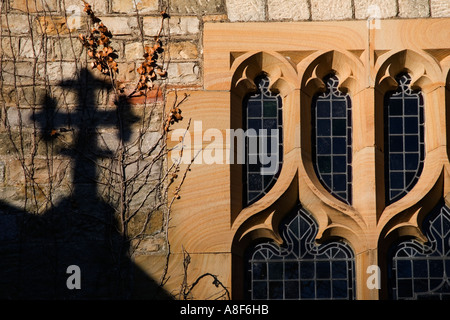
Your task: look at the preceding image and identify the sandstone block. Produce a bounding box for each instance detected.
[143,16,200,36]
[0,161,5,183]
[167,0,226,14]
[19,38,45,59]
[125,42,144,61]
[17,86,48,106]
[10,0,58,12]
[1,14,30,35]
[6,107,35,128]
[112,0,159,13]
[268,0,310,21]
[226,0,265,22]
[1,62,35,86]
[431,0,450,17]
[132,236,166,253]
[8,158,70,186]
[36,16,72,35]
[398,0,429,18]
[168,41,198,60]
[38,62,77,82]
[1,37,19,59]
[167,62,199,84]
[63,0,108,14]
[99,17,136,35]
[354,0,398,19]
[0,131,32,155]
[50,37,84,61]
[311,0,353,20]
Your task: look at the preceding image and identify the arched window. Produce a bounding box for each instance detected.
[246,205,355,300]
[388,203,450,300]
[244,74,283,205]
[312,74,352,204]
[384,73,425,204]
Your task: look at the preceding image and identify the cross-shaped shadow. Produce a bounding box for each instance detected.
[0,68,171,299]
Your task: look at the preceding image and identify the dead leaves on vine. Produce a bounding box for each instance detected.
[135,11,169,95]
[79,2,179,133]
[78,1,117,76]
[164,93,187,132]
[135,40,166,92]
[79,1,169,96]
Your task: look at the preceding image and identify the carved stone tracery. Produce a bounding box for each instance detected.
[230,47,450,299]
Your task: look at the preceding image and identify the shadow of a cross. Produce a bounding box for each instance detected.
[35,68,138,195]
[0,68,170,299]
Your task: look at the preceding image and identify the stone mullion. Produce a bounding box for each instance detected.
[351,86,382,299]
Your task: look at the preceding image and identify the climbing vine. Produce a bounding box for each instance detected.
[0,0,227,300]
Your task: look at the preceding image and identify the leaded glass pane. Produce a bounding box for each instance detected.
[312,75,352,205]
[389,203,450,300]
[244,75,283,206]
[246,205,355,300]
[384,73,425,204]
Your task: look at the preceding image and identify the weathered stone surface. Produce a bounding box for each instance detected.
[132,236,166,254]
[1,14,30,35]
[354,0,398,19]
[226,0,265,22]
[311,0,353,20]
[166,0,226,14]
[63,0,108,14]
[268,0,310,20]
[167,62,199,84]
[18,86,48,106]
[398,0,429,18]
[431,0,450,17]
[38,62,78,82]
[1,37,19,59]
[10,0,58,12]
[125,42,144,61]
[5,108,35,128]
[8,158,70,186]
[143,16,200,36]
[0,161,5,183]
[50,37,84,61]
[0,62,35,86]
[36,16,71,34]
[112,0,159,13]
[19,38,46,59]
[99,17,137,35]
[168,41,199,60]
[0,131,32,155]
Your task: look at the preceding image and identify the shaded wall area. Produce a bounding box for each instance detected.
[0,68,170,299]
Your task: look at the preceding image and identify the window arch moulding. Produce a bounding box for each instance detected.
[230,51,299,224]
[153,19,450,301]
[375,49,450,247]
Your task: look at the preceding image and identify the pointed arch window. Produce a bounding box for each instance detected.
[312,74,353,205]
[246,205,355,300]
[244,74,283,206]
[384,73,425,204]
[388,203,450,300]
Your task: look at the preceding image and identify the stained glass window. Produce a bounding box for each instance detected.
[246,205,355,300]
[312,74,352,204]
[384,73,425,204]
[244,75,283,206]
[389,203,450,300]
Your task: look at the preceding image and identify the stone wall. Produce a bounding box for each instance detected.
[0,0,449,299]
